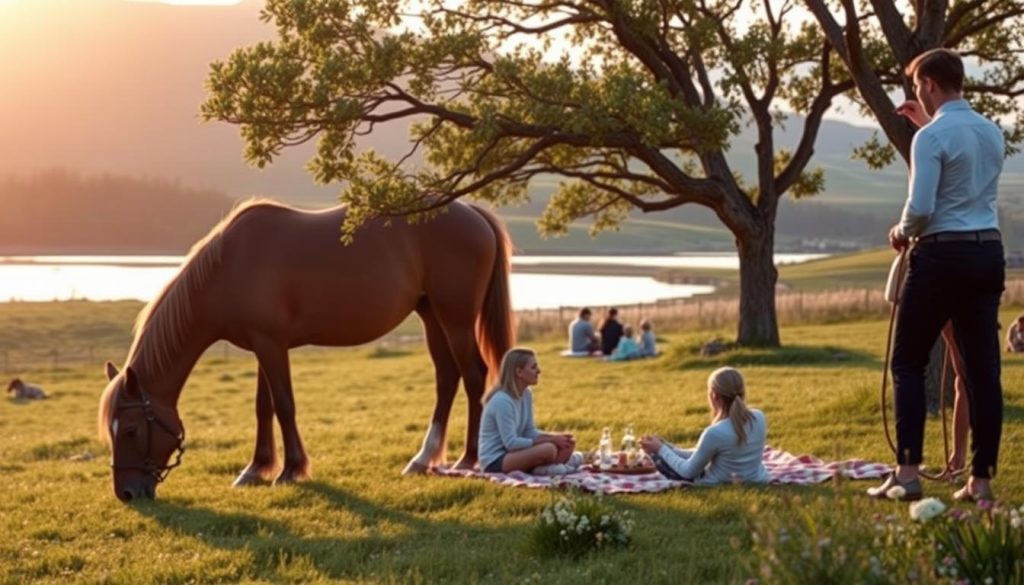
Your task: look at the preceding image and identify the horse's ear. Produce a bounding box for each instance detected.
[123,367,141,400]
[105,361,119,381]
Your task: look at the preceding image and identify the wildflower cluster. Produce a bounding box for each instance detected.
[745,495,1024,584]
[527,492,633,559]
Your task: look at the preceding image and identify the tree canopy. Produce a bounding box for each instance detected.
[203,0,1024,346]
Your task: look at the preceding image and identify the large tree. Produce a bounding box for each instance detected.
[204,0,857,347]
[803,0,1024,166]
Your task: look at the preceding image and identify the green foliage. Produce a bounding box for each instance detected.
[527,491,633,559]
[934,503,1024,584]
[201,0,847,241]
[746,494,1024,585]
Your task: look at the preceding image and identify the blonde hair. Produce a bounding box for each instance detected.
[483,347,536,403]
[708,367,755,445]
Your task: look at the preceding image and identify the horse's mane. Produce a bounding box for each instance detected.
[98,198,277,441]
[129,198,280,373]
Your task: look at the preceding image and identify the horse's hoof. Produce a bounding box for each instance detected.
[232,472,272,488]
[402,460,430,475]
[451,457,477,471]
[273,468,311,486]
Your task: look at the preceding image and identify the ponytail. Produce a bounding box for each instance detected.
[726,395,754,445]
[707,367,755,445]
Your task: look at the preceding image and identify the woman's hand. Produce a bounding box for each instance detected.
[539,433,575,450]
[895,100,931,128]
[640,435,663,454]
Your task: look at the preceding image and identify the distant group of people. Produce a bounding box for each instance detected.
[567,307,658,361]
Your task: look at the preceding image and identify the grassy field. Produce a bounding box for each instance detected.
[2,302,1023,583]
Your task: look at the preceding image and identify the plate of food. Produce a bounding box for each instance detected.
[587,452,658,475]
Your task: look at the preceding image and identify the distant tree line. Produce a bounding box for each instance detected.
[0,170,232,254]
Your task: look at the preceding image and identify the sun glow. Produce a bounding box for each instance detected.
[124,0,245,5]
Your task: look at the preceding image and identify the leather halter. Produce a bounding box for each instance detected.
[110,382,186,483]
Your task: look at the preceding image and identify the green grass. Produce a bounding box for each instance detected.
[2,302,1023,583]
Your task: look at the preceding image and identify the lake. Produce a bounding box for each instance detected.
[0,253,825,310]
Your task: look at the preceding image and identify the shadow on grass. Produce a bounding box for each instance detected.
[129,479,714,582]
[672,344,880,371]
[132,482,498,581]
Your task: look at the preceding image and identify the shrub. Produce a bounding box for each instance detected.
[745,494,1024,584]
[527,491,633,559]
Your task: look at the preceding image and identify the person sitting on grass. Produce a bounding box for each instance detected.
[478,348,583,476]
[567,308,600,355]
[6,378,48,400]
[609,325,643,361]
[638,319,659,357]
[640,367,768,485]
[1006,314,1024,353]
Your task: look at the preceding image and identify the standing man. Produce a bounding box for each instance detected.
[868,49,1005,503]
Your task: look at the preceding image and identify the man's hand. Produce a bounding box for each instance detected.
[889,224,910,251]
[895,100,931,128]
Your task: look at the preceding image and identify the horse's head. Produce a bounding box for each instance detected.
[7,378,22,393]
[99,362,185,501]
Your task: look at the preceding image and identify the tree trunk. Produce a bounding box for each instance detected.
[736,229,781,347]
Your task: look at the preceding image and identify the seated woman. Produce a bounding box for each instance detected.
[608,325,643,361]
[640,367,768,485]
[478,348,583,475]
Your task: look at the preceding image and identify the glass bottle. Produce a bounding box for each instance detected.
[622,424,637,465]
[599,427,613,469]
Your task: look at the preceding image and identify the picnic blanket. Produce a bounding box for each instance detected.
[432,446,891,495]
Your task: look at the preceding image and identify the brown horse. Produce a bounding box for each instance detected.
[97,199,514,501]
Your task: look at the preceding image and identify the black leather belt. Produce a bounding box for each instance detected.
[916,229,1001,244]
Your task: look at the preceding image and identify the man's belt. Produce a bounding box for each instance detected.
[916,229,1002,244]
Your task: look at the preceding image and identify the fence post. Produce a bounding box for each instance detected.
[3,350,7,374]
[52,348,59,370]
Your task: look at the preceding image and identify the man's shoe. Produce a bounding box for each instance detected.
[866,473,923,501]
[952,485,995,503]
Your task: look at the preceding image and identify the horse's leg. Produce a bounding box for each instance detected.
[251,342,310,485]
[232,365,278,487]
[438,325,487,470]
[403,302,461,475]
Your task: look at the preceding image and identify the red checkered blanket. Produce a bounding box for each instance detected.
[432,446,891,495]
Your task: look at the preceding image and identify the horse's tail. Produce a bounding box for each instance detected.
[470,204,516,387]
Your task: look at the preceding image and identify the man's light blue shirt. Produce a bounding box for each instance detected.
[899,99,1004,238]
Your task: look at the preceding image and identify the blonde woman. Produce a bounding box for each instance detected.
[478,348,582,475]
[640,367,768,484]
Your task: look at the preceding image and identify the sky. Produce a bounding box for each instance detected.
[0,0,897,203]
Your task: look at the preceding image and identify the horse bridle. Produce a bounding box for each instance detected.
[110,382,186,483]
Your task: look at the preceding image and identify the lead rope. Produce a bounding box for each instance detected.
[880,246,960,482]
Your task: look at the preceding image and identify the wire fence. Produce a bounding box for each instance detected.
[5,279,1024,374]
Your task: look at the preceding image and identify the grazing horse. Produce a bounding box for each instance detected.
[97,200,514,501]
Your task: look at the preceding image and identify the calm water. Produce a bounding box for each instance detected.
[0,254,824,310]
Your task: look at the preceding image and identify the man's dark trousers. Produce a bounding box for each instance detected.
[892,238,1005,478]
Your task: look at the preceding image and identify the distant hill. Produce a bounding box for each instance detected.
[2,0,1023,253]
[0,170,232,254]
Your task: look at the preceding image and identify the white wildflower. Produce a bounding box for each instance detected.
[908,498,946,522]
[886,485,907,500]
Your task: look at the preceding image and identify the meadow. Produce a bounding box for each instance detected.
[2,302,1024,584]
